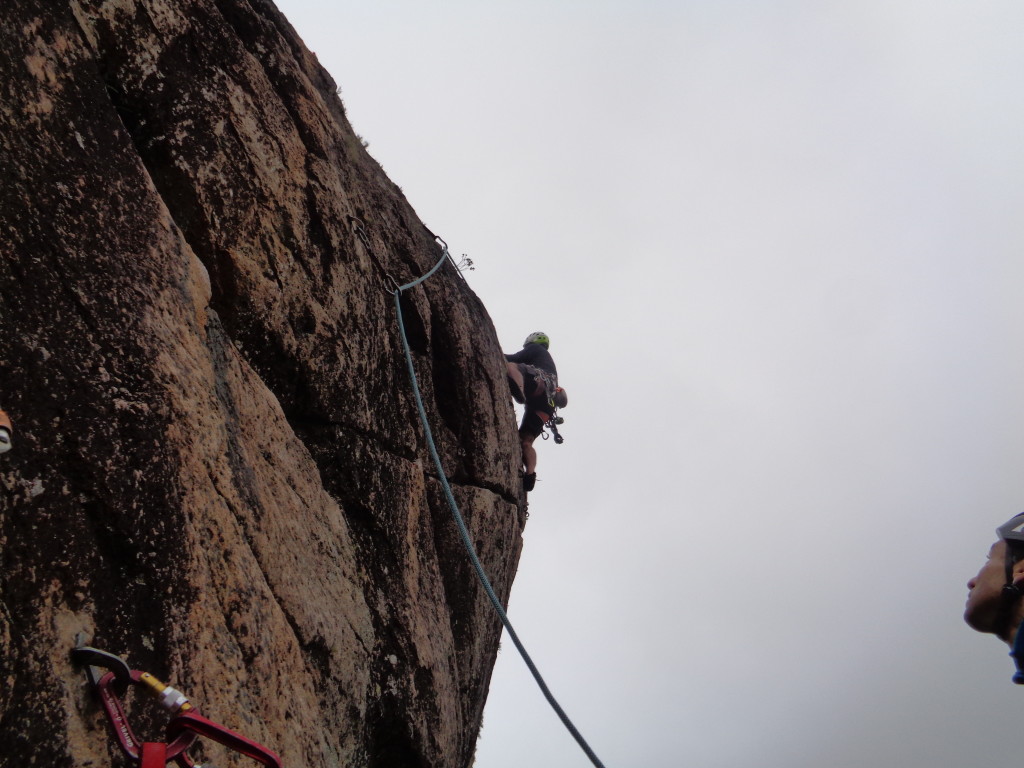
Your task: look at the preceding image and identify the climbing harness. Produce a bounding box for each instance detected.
[513,365,567,444]
[0,408,12,454]
[519,364,557,406]
[394,241,607,768]
[71,642,282,767]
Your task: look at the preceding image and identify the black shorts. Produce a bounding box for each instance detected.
[520,409,545,439]
[518,369,553,438]
[519,392,552,438]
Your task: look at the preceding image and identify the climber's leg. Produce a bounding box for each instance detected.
[506,362,526,403]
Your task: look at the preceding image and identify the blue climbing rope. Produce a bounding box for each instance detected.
[394,244,607,768]
[397,243,450,292]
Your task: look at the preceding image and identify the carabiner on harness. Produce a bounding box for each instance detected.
[546,415,565,445]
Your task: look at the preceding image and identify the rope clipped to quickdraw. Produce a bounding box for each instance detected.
[71,639,283,768]
[350,217,467,290]
[394,241,607,768]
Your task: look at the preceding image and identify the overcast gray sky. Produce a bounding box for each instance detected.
[274,2,1024,765]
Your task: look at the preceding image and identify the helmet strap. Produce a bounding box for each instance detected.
[993,545,1024,640]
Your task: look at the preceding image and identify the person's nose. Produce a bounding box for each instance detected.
[967,576,977,590]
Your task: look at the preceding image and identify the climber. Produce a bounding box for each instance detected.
[505,332,567,492]
[964,511,1024,682]
[0,408,12,454]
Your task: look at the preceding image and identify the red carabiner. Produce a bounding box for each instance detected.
[167,711,283,767]
[140,742,167,768]
[96,669,197,763]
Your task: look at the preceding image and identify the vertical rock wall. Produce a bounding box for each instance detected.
[0,1,525,765]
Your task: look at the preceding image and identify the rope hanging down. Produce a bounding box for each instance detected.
[394,241,608,768]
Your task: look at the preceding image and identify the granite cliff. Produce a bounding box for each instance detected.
[0,1,526,765]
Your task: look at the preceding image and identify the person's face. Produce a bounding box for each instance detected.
[965,540,1009,633]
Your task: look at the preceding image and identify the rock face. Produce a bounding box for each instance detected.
[0,1,525,765]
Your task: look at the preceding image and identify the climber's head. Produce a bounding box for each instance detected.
[524,332,550,349]
[553,387,568,409]
[965,512,1024,639]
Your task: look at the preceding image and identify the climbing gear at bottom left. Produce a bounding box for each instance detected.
[71,643,283,767]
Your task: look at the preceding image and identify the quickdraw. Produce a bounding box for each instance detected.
[541,415,564,444]
[71,644,283,767]
[546,416,565,445]
[169,712,284,767]
[349,216,400,295]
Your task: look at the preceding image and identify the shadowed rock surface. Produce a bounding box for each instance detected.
[0,1,525,765]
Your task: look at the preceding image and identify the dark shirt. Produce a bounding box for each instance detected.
[505,343,557,376]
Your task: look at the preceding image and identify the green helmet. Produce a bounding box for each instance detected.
[524,332,550,349]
